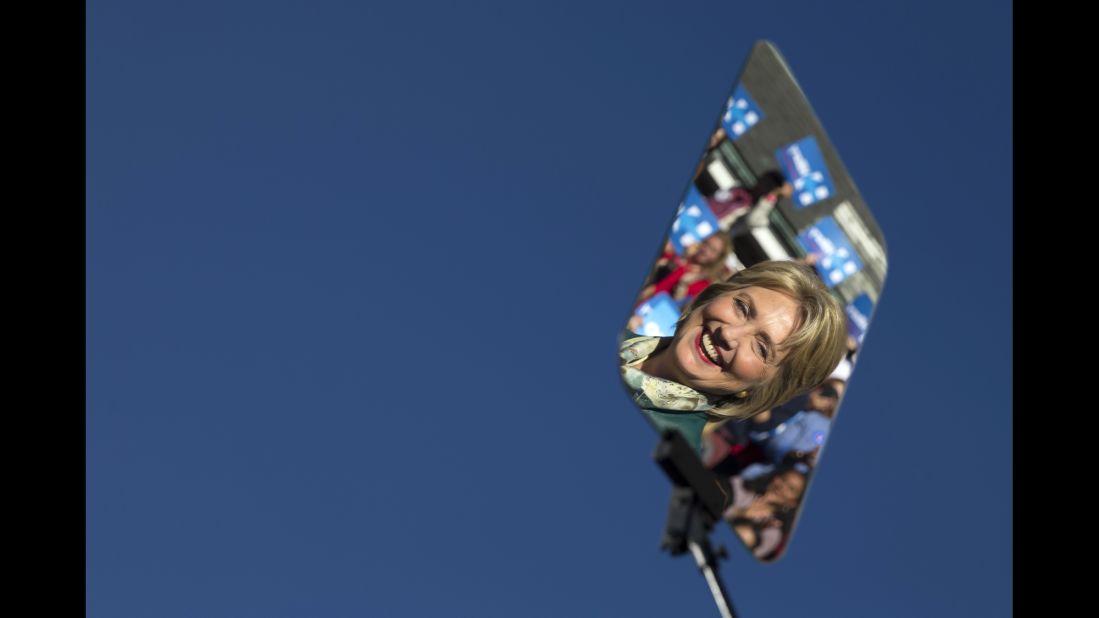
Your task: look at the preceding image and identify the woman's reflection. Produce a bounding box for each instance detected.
[620,260,848,453]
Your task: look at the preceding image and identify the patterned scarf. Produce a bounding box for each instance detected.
[619,335,716,413]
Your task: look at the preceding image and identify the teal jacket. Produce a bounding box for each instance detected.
[638,407,709,454]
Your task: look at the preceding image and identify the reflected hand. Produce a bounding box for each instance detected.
[741,499,776,522]
[708,126,727,149]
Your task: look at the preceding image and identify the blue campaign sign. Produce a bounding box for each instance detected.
[633,292,682,337]
[845,293,874,344]
[721,84,763,139]
[669,185,720,256]
[796,216,864,287]
[775,136,836,208]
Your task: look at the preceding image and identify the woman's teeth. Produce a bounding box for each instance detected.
[701,331,722,365]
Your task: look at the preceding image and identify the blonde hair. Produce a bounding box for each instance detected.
[676,260,848,420]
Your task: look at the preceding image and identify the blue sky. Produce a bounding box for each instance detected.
[87,1,1012,616]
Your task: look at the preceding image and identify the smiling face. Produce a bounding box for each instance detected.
[690,233,727,266]
[764,470,806,507]
[664,286,801,398]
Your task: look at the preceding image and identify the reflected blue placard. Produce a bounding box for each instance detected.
[796,216,864,287]
[669,185,720,256]
[633,292,681,337]
[721,84,763,139]
[776,136,836,208]
[845,293,874,344]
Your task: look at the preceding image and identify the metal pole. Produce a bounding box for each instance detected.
[689,540,738,618]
